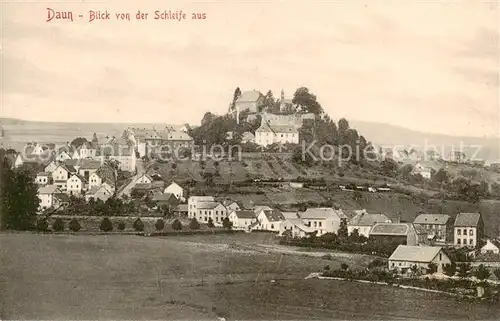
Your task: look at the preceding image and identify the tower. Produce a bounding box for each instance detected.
[280,89,285,111]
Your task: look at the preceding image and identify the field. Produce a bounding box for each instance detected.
[1,233,499,320]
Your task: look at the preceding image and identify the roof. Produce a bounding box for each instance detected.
[253,205,273,214]
[54,193,70,203]
[262,209,285,222]
[79,159,102,170]
[454,213,481,227]
[198,201,223,210]
[242,132,255,140]
[163,130,193,141]
[69,173,87,183]
[301,208,344,220]
[414,214,450,225]
[282,211,300,219]
[93,165,116,185]
[174,204,189,212]
[144,130,162,140]
[284,218,315,233]
[236,90,263,103]
[349,213,391,226]
[370,223,411,236]
[152,193,176,202]
[231,210,256,219]
[269,125,299,134]
[38,185,61,194]
[190,196,215,202]
[481,240,500,251]
[87,185,113,195]
[389,245,443,263]
[37,172,51,177]
[343,209,368,220]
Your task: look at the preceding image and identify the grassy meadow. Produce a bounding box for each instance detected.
[1,233,498,320]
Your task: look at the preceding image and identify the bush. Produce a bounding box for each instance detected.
[52,218,65,232]
[36,219,49,232]
[100,218,113,232]
[368,258,387,269]
[222,217,233,229]
[474,264,491,280]
[69,219,81,232]
[172,219,182,231]
[133,218,144,232]
[340,263,349,271]
[155,219,165,231]
[117,221,126,231]
[189,218,200,230]
[443,263,457,277]
[207,218,215,228]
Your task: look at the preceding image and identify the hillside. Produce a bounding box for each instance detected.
[351,120,500,162]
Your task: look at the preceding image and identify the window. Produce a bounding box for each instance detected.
[469,229,473,236]
[457,239,461,245]
[470,239,474,245]
[319,222,322,227]
[463,229,467,235]
[457,229,461,235]
[439,254,442,260]
[271,224,274,229]
[281,134,283,137]
[392,263,395,267]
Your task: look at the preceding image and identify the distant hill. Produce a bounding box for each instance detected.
[350,120,499,162]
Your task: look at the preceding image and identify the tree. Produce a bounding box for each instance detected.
[70,137,88,148]
[100,217,113,232]
[172,219,183,231]
[222,217,233,229]
[432,168,449,184]
[338,220,348,238]
[69,218,81,232]
[117,221,126,231]
[457,262,472,278]
[494,268,500,280]
[380,159,398,176]
[133,218,144,232]
[426,262,437,274]
[2,161,40,231]
[229,87,242,112]
[443,262,457,277]
[189,218,200,230]
[292,87,323,114]
[52,218,65,232]
[352,191,363,203]
[207,217,215,228]
[340,263,349,271]
[474,264,490,280]
[155,219,165,231]
[36,219,49,232]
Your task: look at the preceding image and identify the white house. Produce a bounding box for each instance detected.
[78,142,97,159]
[35,172,52,185]
[388,245,451,274]
[37,185,67,210]
[255,208,284,232]
[196,201,227,225]
[95,143,136,172]
[454,212,484,248]
[71,149,81,160]
[188,196,215,218]
[164,182,184,201]
[222,200,241,213]
[32,144,44,156]
[228,210,257,230]
[78,160,102,181]
[279,218,315,238]
[136,173,153,184]
[255,120,299,147]
[300,208,347,236]
[66,174,87,195]
[412,163,432,179]
[85,185,114,202]
[348,212,391,238]
[480,240,500,255]
[52,164,76,190]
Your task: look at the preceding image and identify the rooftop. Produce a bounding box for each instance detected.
[232,210,256,219]
[236,90,262,103]
[349,213,391,226]
[414,214,450,225]
[301,208,344,220]
[454,213,481,227]
[389,245,443,263]
[370,223,412,236]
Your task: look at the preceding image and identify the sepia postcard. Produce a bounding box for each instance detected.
[1,0,499,320]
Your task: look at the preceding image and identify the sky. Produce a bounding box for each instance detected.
[1,0,499,137]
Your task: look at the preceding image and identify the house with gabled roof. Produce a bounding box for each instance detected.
[255,119,299,147]
[235,90,265,115]
[38,185,68,210]
[67,173,87,195]
[388,245,451,274]
[279,218,316,238]
[188,196,215,218]
[454,212,484,248]
[300,207,347,236]
[36,172,52,185]
[255,208,285,232]
[480,239,500,255]
[78,159,102,181]
[164,181,184,201]
[136,173,153,184]
[196,201,226,225]
[85,185,113,202]
[78,141,97,159]
[44,160,58,173]
[413,214,453,243]
[348,212,391,238]
[369,223,426,246]
[162,129,194,149]
[88,164,116,191]
[228,210,257,230]
[52,164,76,190]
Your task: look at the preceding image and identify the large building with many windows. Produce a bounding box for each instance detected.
[454,213,484,248]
